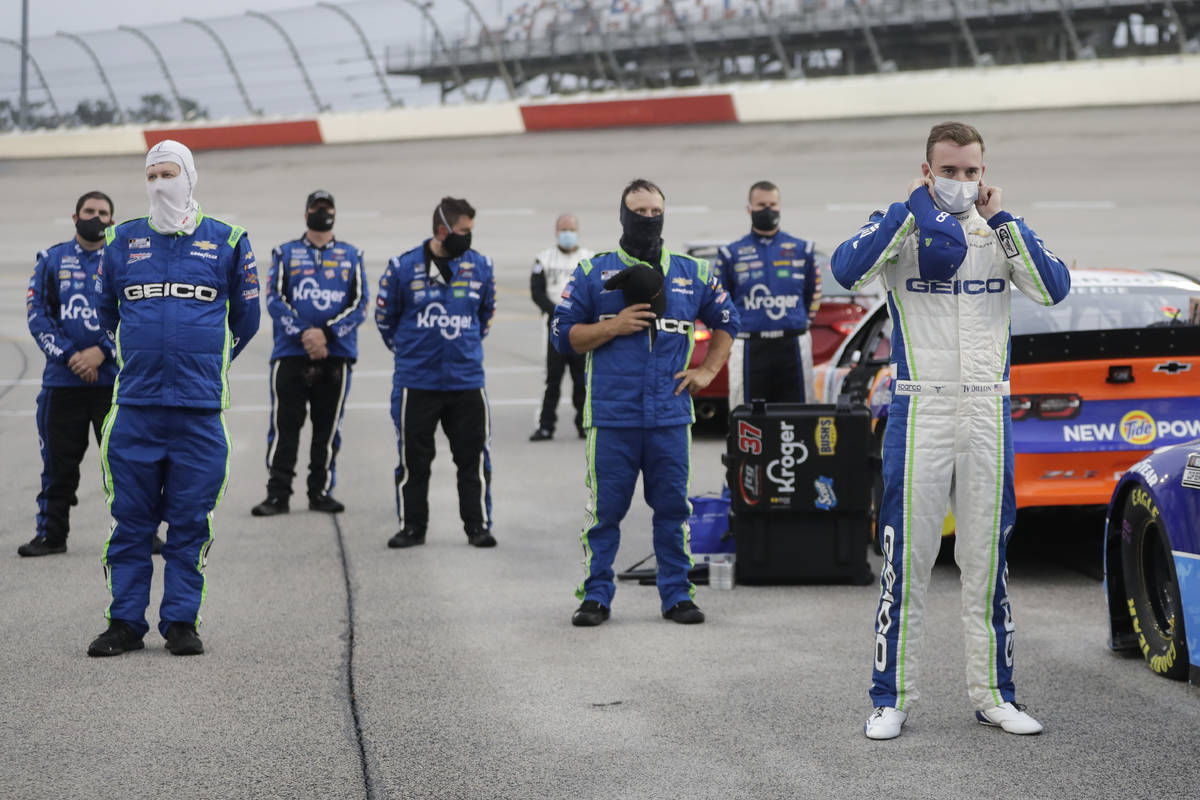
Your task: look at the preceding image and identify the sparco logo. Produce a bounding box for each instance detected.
[124,283,218,302]
[743,284,800,321]
[875,526,898,670]
[61,294,99,331]
[417,302,473,340]
[293,277,347,311]
[766,421,808,494]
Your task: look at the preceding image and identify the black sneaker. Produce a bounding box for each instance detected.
[251,496,289,517]
[529,428,553,442]
[662,600,706,625]
[87,621,144,657]
[571,600,610,627]
[164,622,204,656]
[152,534,165,556]
[387,527,426,548]
[466,526,497,548]
[308,494,345,513]
[17,536,66,557]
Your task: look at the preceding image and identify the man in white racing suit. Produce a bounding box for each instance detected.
[831,121,1071,740]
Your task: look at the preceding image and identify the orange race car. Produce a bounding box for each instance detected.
[815,268,1200,520]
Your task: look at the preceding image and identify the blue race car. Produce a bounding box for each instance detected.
[1104,439,1200,687]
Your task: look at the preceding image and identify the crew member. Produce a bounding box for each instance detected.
[529,213,592,441]
[252,190,368,517]
[20,191,116,557]
[831,121,1070,739]
[716,180,820,405]
[377,197,498,549]
[89,140,260,657]
[553,179,739,627]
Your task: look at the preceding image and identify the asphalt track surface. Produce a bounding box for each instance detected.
[2,105,1199,799]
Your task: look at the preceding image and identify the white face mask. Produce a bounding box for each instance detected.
[932,176,979,214]
[148,174,197,235]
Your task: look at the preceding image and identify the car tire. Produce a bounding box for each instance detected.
[1119,488,1189,681]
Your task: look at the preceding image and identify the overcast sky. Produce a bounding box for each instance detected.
[4,0,336,38]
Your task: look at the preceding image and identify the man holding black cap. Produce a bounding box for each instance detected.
[552,178,740,626]
[19,191,117,557]
[715,180,821,406]
[252,190,369,517]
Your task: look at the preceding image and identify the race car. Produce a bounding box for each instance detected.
[815,268,1200,529]
[1103,439,1200,687]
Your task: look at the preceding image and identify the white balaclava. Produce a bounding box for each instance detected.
[145,139,200,235]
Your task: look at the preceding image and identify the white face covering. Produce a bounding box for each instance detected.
[932,176,979,215]
[145,139,200,235]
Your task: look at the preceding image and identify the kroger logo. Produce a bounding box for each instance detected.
[61,294,99,331]
[417,302,473,340]
[743,285,800,321]
[293,277,347,311]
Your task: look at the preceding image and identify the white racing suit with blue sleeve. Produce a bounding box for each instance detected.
[831,188,1070,712]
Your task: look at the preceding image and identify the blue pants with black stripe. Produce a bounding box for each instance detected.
[101,405,230,638]
[577,425,694,613]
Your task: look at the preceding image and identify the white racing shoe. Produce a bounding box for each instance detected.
[976,702,1043,735]
[864,706,908,740]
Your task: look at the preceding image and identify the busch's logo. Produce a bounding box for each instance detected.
[816,416,837,456]
[417,302,473,340]
[766,421,808,494]
[61,294,99,331]
[743,284,800,321]
[293,277,347,311]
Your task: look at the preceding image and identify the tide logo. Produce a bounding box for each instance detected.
[1119,410,1156,446]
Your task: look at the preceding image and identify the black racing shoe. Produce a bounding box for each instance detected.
[387,527,426,549]
[571,600,611,627]
[576,425,586,440]
[152,534,165,556]
[87,621,145,657]
[529,428,553,442]
[308,494,345,513]
[662,600,706,625]
[17,536,67,557]
[466,526,497,548]
[164,622,204,656]
[251,496,289,517]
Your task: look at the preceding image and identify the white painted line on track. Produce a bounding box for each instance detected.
[1032,200,1117,210]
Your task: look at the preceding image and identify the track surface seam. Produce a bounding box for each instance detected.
[332,513,374,800]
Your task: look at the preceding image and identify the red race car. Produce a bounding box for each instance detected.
[685,242,881,425]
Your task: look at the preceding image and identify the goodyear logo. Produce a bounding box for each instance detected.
[1120,410,1157,446]
[193,240,218,251]
[816,416,837,456]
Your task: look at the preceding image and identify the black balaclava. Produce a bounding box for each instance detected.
[603,263,665,346]
[619,203,664,264]
[751,207,781,234]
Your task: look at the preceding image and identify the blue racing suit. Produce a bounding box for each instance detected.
[552,247,740,611]
[716,230,820,403]
[27,240,117,545]
[97,213,260,637]
[831,188,1070,711]
[376,242,497,533]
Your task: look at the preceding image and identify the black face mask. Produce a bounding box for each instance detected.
[307,208,335,232]
[751,207,780,233]
[603,263,666,346]
[75,216,107,243]
[619,204,664,263]
[441,230,472,259]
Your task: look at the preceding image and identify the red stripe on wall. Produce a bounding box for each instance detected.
[143,120,323,151]
[520,95,737,131]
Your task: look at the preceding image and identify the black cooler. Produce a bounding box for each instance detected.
[724,400,874,584]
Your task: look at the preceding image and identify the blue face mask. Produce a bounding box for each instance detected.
[557,230,579,251]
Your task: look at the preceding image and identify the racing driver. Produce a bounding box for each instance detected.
[89,140,260,657]
[552,178,739,627]
[831,122,1070,739]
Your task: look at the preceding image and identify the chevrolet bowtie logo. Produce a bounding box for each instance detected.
[193,240,218,251]
[1153,361,1191,374]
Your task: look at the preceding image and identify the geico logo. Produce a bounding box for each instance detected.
[293,277,347,311]
[124,283,218,302]
[875,525,897,671]
[61,294,100,331]
[765,421,807,494]
[416,302,473,340]
[905,277,1007,295]
[743,285,800,321]
[655,318,692,334]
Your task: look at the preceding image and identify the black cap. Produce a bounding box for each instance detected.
[306,189,335,209]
